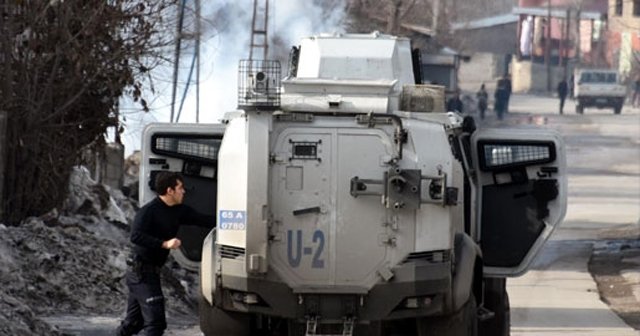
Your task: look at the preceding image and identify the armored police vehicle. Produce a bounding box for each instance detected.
[140,32,567,336]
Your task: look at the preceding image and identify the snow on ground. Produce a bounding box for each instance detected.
[0,166,199,335]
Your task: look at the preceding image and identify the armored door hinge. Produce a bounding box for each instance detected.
[350,169,457,209]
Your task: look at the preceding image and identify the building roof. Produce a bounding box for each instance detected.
[400,23,435,36]
[451,13,518,31]
[512,6,603,20]
[452,6,603,32]
[518,0,607,13]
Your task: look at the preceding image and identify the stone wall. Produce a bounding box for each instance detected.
[85,142,125,191]
[511,59,568,92]
[452,0,517,21]
[101,143,125,191]
[454,23,518,55]
[459,53,505,92]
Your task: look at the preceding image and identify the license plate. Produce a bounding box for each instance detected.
[595,98,607,104]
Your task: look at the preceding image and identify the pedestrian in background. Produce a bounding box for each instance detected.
[494,83,508,120]
[557,79,568,114]
[116,172,215,336]
[446,89,464,113]
[633,78,640,107]
[569,74,575,99]
[476,83,489,119]
[497,74,512,113]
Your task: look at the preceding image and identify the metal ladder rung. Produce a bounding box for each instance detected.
[342,317,354,336]
[305,316,317,335]
[304,316,355,336]
[477,306,495,322]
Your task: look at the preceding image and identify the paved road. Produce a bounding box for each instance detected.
[499,95,640,336]
[43,315,203,336]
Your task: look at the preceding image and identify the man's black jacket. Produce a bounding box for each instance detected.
[130,197,214,266]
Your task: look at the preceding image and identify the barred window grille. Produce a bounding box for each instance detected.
[237,59,281,109]
[482,143,552,169]
[154,136,220,161]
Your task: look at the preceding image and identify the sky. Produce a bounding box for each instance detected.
[117,0,346,156]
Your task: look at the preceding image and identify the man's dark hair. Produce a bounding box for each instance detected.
[155,171,183,195]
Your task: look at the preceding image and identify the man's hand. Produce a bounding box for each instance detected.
[162,238,182,250]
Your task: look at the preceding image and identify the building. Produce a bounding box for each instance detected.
[452,0,613,92]
[514,1,606,65]
[606,0,640,77]
[450,0,519,55]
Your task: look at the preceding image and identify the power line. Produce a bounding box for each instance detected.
[170,0,187,123]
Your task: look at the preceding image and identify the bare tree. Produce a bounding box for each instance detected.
[0,0,178,224]
[346,0,427,35]
[344,0,516,53]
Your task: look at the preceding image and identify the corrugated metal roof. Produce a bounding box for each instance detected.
[401,23,435,36]
[512,6,603,20]
[451,13,518,31]
[519,0,607,13]
[451,6,603,32]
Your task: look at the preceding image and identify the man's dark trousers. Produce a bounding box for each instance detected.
[116,269,167,336]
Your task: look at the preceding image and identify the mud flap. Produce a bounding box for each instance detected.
[199,296,250,336]
[452,233,481,311]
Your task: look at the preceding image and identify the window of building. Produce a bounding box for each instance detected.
[616,0,623,15]
[634,0,640,16]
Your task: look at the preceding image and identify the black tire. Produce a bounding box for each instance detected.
[480,278,510,336]
[199,296,251,336]
[614,105,622,114]
[287,320,309,336]
[576,105,584,114]
[356,321,383,336]
[417,295,478,336]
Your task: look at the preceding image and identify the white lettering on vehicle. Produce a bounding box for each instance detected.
[219,210,247,230]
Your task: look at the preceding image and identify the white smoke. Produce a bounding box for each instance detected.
[118,0,347,155]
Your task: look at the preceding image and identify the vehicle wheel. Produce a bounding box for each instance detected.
[385,318,415,335]
[576,105,584,114]
[480,278,510,336]
[287,320,305,336]
[199,296,251,336]
[614,105,622,114]
[356,321,383,336]
[417,295,478,336]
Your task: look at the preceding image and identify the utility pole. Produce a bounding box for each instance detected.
[431,0,440,34]
[575,7,581,66]
[387,0,402,35]
[170,0,186,123]
[563,9,571,79]
[545,0,552,92]
[0,0,12,222]
[195,0,201,123]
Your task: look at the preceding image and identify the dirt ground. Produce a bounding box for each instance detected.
[588,225,640,330]
[0,167,200,336]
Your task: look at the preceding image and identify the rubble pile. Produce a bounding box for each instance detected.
[0,166,199,335]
